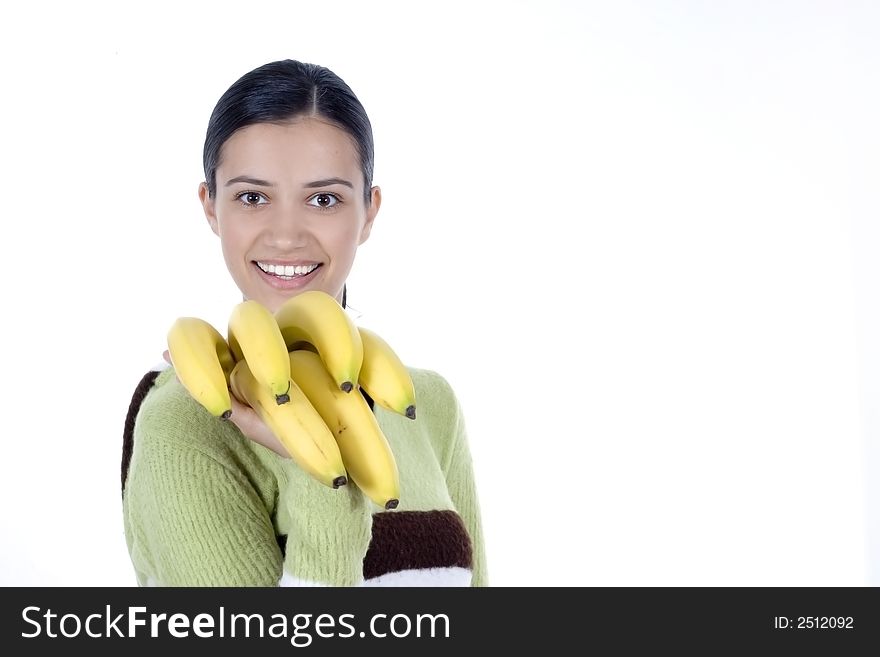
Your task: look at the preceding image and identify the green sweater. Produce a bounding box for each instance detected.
[121,364,487,587]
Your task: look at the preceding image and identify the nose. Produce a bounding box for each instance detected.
[264,208,311,250]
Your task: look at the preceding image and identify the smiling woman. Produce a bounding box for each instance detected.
[120,60,488,587]
[201,119,378,311]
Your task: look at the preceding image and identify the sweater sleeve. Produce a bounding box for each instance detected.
[440,381,489,587]
[273,459,374,587]
[123,386,283,586]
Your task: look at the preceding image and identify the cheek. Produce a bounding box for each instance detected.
[321,221,362,258]
[217,218,251,255]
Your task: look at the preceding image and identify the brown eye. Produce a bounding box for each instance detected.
[236,191,268,206]
[309,193,340,209]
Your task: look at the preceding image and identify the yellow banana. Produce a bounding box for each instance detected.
[357,326,417,420]
[289,349,400,509]
[274,290,363,393]
[228,299,292,404]
[229,359,348,490]
[166,317,235,420]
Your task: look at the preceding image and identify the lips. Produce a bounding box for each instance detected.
[252,261,322,290]
[255,260,321,276]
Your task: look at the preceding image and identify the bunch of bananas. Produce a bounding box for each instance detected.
[165,290,416,510]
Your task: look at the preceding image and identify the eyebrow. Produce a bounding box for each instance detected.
[303,177,354,189]
[225,176,273,187]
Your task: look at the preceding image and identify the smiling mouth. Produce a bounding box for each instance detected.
[254,261,322,280]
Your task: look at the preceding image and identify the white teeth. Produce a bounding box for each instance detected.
[257,262,319,278]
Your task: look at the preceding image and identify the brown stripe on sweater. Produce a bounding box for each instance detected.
[121,369,160,498]
[363,510,473,580]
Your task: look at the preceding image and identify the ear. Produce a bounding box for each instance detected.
[358,185,382,245]
[199,182,220,236]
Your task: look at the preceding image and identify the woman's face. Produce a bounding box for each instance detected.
[199,117,380,313]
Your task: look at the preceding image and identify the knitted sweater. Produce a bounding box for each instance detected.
[121,363,487,587]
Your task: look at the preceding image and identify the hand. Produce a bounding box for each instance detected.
[162,350,291,458]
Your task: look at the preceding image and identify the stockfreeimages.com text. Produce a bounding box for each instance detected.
[21,605,450,646]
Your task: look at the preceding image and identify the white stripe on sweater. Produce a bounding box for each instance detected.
[278,572,331,587]
[279,566,472,587]
[363,567,472,587]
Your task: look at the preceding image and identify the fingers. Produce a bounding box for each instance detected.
[162,349,181,386]
[226,395,290,458]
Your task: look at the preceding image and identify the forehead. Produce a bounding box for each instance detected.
[218,118,361,176]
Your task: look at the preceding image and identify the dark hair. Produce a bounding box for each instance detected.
[203,59,374,203]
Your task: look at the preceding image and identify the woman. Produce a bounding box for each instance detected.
[121,59,488,587]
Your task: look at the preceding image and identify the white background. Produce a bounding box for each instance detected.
[0,0,877,586]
